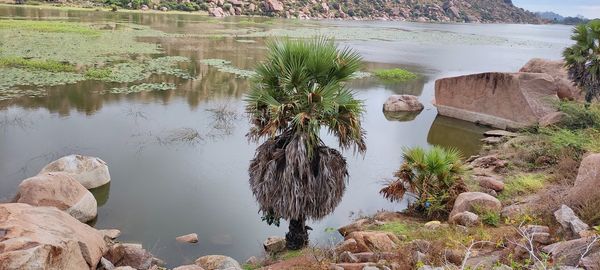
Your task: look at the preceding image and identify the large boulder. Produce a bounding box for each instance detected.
[263,236,286,254]
[449,192,501,220]
[434,72,559,129]
[14,172,97,222]
[195,255,242,270]
[0,203,107,270]
[519,58,581,100]
[383,95,424,112]
[568,154,600,205]
[40,154,111,189]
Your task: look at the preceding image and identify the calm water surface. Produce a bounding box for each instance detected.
[0,6,572,267]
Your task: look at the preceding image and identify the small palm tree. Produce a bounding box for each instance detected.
[563,19,600,103]
[380,146,467,219]
[245,37,366,250]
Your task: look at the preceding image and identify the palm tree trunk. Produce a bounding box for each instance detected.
[285,218,308,250]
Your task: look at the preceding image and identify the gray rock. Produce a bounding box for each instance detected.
[40,154,111,189]
[383,95,424,112]
[542,237,600,266]
[99,257,115,270]
[484,130,519,137]
[554,204,590,238]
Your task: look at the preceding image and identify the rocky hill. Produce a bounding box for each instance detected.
[205,0,542,23]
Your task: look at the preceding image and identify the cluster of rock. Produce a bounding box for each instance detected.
[0,154,243,270]
[434,58,580,130]
[201,0,540,23]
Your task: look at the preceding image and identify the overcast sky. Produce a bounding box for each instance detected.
[512,0,600,18]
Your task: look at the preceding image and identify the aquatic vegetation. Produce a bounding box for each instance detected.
[0,67,84,90]
[0,19,100,36]
[374,68,417,82]
[0,21,162,65]
[200,59,256,78]
[145,56,194,79]
[108,83,176,94]
[85,67,113,80]
[0,56,75,72]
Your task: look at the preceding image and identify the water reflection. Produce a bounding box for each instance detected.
[427,115,488,157]
[90,182,111,207]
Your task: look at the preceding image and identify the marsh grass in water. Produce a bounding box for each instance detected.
[374,68,418,82]
[0,19,100,36]
[200,58,256,78]
[0,56,75,72]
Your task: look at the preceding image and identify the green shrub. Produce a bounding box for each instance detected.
[557,101,600,130]
[374,68,418,82]
[474,205,501,227]
[380,146,468,219]
[223,3,232,10]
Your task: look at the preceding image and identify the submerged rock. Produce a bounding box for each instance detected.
[434,72,559,129]
[15,172,97,222]
[0,203,107,270]
[40,154,111,189]
[383,95,424,112]
[176,233,199,244]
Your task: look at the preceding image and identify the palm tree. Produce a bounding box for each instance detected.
[563,19,600,103]
[380,146,467,219]
[245,37,366,250]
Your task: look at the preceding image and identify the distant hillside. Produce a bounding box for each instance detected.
[204,0,542,23]
[14,0,542,23]
[535,11,589,25]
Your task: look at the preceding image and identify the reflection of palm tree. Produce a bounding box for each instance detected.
[245,38,366,250]
[563,20,600,103]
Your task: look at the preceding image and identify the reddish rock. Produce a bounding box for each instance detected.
[338,218,371,236]
[208,7,225,17]
[434,72,559,129]
[449,192,501,219]
[519,58,581,101]
[449,211,480,227]
[335,239,359,254]
[15,172,97,222]
[345,231,401,252]
[264,0,284,12]
[477,176,504,192]
[0,203,107,270]
[568,154,600,205]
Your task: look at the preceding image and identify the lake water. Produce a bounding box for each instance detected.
[0,6,573,267]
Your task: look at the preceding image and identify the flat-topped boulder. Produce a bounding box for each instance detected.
[434,72,559,129]
[0,203,108,270]
[14,172,97,222]
[40,154,111,189]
